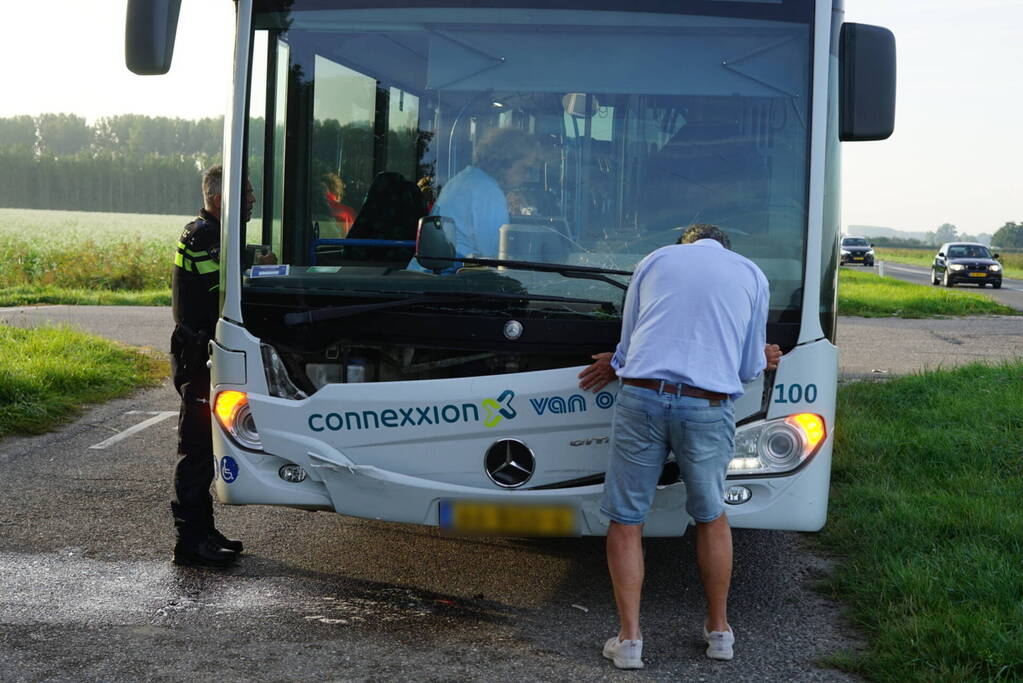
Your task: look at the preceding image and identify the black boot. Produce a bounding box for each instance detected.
[209,528,243,554]
[173,536,238,568]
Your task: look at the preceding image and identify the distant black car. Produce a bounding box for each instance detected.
[840,236,874,266]
[931,242,1002,288]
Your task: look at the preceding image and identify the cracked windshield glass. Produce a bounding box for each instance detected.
[244,7,810,322]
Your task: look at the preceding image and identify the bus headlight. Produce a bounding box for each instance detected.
[728,413,825,477]
[214,390,263,451]
[261,343,308,400]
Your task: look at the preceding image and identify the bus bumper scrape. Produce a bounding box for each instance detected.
[215,430,691,536]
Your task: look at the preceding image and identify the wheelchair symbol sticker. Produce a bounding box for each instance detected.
[220,456,239,484]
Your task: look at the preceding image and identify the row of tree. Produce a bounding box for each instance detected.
[0,151,204,215]
[0,114,223,161]
[0,113,427,216]
[924,223,992,247]
[0,114,225,214]
[866,222,1023,250]
[991,222,1023,249]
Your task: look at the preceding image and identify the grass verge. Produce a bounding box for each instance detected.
[0,286,170,307]
[820,362,1023,681]
[837,269,1018,317]
[0,324,168,437]
[875,247,1023,280]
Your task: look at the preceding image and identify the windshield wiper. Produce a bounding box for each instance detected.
[427,255,632,291]
[283,291,617,326]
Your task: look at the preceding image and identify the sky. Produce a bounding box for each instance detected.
[1,0,1020,237]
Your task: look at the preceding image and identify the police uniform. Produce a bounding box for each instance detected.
[170,208,238,566]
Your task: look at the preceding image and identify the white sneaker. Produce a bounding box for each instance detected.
[603,636,644,669]
[703,625,735,660]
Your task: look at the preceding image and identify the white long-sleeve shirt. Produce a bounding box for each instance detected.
[610,239,770,399]
[433,165,508,258]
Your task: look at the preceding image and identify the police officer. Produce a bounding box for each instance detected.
[170,165,255,567]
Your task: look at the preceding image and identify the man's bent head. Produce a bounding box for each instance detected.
[678,223,731,250]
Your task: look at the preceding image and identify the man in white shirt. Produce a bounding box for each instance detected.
[432,127,540,259]
[579,223,782,669]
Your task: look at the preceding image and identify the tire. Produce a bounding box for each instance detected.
[993,282,1002,289]
[943,270,954,287]
[931,269,940,285]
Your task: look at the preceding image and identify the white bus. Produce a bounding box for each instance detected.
[128,0,894,537]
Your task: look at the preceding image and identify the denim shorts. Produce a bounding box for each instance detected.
[600,383,735,525]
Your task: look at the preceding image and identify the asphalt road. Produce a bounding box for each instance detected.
[4,303,1021,682]
[845,260,1023,311]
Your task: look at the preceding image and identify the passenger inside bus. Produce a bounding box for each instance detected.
[433,127,541,260]
[322,173,356,236]
[344,171,428,263]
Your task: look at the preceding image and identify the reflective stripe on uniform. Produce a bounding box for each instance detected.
[194,259,219,274]
[177,241,210,258]
[175,242,218,275]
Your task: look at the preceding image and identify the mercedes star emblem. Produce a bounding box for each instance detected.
[503,320,523,340]
[484,439,535,488]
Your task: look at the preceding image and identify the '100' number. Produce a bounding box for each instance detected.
[774,383,817,404]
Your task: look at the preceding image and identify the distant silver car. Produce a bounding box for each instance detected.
[931,242,1003,288]
[840,236,874,266]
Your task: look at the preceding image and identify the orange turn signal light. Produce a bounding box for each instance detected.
[786,413,826,450]
[214,390,248,429]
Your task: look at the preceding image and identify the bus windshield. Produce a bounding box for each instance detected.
[242,5,812,354]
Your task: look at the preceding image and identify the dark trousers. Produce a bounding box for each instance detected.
[170,324,216,543]
[172,372,215,542]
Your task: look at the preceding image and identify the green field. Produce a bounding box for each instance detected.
[822,362,1023,681]
[875,247,1023,279]
[1,209,1019,319]
[0,207,187,292]
[837,269,1018,317]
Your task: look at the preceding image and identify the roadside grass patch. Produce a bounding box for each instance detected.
[0,286,170,307]
[838,269,1018,317]
[875,247,1023,279]
[0,324,167,437]
[821,362,1023,681]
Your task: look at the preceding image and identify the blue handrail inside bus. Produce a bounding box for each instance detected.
[309,238,416,265]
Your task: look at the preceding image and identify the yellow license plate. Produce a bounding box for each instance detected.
[439,500,578,536]
[969,272,986,277]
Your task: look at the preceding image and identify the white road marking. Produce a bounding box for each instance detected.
[89,411,177,450]
[880,263,926,274]
[876,263,1023,291]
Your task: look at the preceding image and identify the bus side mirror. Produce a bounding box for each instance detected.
[839,23,896,141]
[415,216,457,273]
[125,0,182,75]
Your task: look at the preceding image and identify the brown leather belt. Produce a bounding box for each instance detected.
[622,378,728,403]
